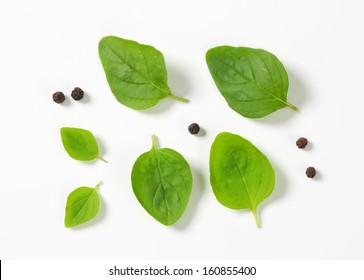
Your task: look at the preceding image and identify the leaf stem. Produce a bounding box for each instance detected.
[151,134,158,150]
[285,101,299,112]
[168,94,189,103]
[97,156,109,163]
[252,209,261,228]
[94,181,103,191]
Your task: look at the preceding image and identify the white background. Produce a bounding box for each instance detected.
[0,0,363,259]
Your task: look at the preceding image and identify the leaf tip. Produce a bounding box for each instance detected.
[64,219,72,228]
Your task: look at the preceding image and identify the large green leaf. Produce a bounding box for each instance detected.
[210,132,275,227]
[131,135,193,225]
[99,36,188,110]
[206,46,298,118]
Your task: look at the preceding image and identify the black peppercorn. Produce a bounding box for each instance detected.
[53,91,65,104]
[306,167,316,178]
[71,87,84,101]
[188,123,200,135]
[296,137,308,149]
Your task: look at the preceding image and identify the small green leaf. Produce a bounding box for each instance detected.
[64,181,102,228]
[98,36,188,110]
[210,132,275,228]
[206,46,298,118]
[131,135,193,226]
[60,127,107,162]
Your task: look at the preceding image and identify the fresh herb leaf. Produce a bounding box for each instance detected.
[206,46,298,118]
[98,36,188,110]
[60,127,107,162]
[131,135,193,225]
[64,181,102,228]
[210,132,275,227]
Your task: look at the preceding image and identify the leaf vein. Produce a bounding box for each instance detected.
[107,45,171,96]
[216,58,288,107]
[231,151,253,209]
[69,190,97,224]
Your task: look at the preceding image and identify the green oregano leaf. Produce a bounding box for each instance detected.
[98,36,188,110]
[206,46,298,118]
[131,135,193,226]
[210,132,275,228]
[64,181,102,228]
[60,127,107,162]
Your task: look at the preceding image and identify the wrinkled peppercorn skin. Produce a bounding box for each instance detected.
[53,91,65,104]
[71,87,84,100]
[188,123,200,135]
[296,137,308,149]
[306,167,316,178]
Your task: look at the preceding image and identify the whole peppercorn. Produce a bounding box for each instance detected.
[306,167,316,178]
[53,91,65,104]
[71,87,84,101]
[296,137,308,149]
[188,123,200,135]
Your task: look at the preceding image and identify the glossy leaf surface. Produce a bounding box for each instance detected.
[60,127,107,162]
[206,46,298,118]
[64,182,102,228]
[131,136,192,225]
[210,132,275,227]
[99,36,187,110]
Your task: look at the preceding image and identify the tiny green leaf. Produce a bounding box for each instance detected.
[206,46,298,118]
[210,132,275,228]
[131,135,193,226]
[60,127,107,162]
[98,36,188,110]
[64,181,102,228]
